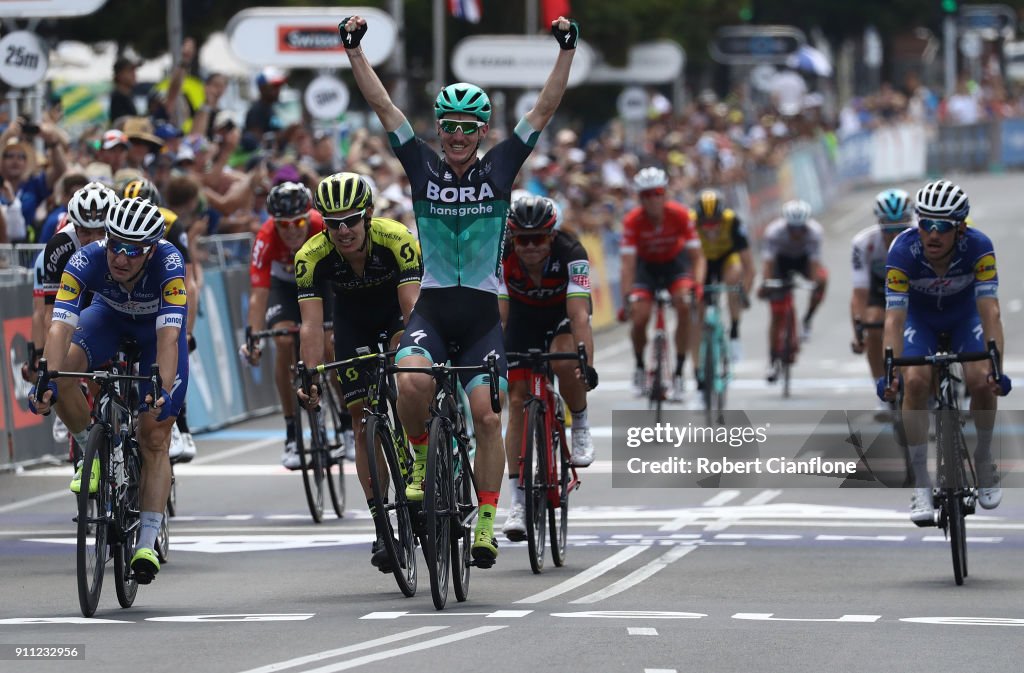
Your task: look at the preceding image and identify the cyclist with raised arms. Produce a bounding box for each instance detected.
[757,199,827,382]
[340,12,580,567]
[497,195,598,540]
[878,180,1010,523]
[294,172,422,572]
[691,188,754,364]
[619,167,705,401]
[850,189,914,417]
[238,182,327,469]
[29,198,189,584]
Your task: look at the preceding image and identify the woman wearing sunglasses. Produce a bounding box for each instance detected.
[878,179,1011,524]
[239,181,327,470]
[340,14,580,568]
[294,172,422,572]
[29,197,189,586]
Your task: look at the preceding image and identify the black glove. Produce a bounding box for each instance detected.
[551,19,580,50]
[584,364,599,390]
[338,17,367,49]
[187,333,197,353]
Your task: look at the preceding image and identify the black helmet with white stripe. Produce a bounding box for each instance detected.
[67,182,119,230]
[106,197,165,244]
[915,180,969,220]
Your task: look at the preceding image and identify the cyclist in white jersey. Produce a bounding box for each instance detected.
[340,13,580,567]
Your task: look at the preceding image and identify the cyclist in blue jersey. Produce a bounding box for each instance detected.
[29,197,189,584]
[340,12,580,567]
[877,180,1011,524]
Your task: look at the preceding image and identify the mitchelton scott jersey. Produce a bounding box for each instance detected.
[885,226,998,313]
[388,118,538,294]
[52,239,187,331]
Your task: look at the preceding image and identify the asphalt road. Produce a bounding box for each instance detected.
[2,174,1023,673]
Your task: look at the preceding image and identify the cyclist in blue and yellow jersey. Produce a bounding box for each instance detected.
[878,180,1011,524]
[29,198,189,585]
[691,188,755,365]
[340,12,580,567]
[295,172,422,573]
[497,194,598,541]
[850,189,914,418]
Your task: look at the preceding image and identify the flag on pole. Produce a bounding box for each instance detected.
[448,0,481,24]
[541,0,571,27]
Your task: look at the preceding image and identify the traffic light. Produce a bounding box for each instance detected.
[941,0,958,14]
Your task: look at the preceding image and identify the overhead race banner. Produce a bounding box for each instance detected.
[226,7,396,68]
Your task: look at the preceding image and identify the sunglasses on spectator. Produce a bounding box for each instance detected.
[918,218,959,234]
[639,188,666,198]
[514,233,552,246]
[324,210,366,230]
[107,238,152,258]
[275,215,308,230]
[439,119,485,135]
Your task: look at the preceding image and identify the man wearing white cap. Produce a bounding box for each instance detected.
[97,129,130,174]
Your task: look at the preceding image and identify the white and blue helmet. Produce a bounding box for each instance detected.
[873,188,912,224]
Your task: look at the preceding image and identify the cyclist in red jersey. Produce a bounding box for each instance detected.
[619,167,706,401]
[239,182,330,468]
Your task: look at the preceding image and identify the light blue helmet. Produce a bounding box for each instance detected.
[873,188,912,224]
[434,82,491,122]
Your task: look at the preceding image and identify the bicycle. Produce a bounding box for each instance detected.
[645,289,674,421]
[762,275,813,398]
[505,344,588,574]
[885,337,1001,585]
[395,352,501,610]
[35,345,157,617]
[698,284,743,425]
[312,338,417,597]
[246,324,346,522]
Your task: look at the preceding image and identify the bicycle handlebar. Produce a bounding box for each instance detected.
[505,343,592,390]
[885,339,1001,390]
[394,354,502,414]
[852,317,884,350]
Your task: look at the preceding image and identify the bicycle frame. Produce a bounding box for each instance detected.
[699,284,740,423]
[649,289,673,418]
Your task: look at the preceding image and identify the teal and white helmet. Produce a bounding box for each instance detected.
[434,82,491,122]
[873,188,912,224]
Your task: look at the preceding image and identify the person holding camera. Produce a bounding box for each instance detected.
[0,116,68,242]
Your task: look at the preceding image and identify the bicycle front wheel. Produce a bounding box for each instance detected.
[947,491,967,585]
[549,423,569,567]
[424,417,453,610]
[365,414,417,597]
[701,334,714,425]
[524,402,547,574]
[77,424,109,617]
[298,407,325,523]
[651,333,666,422]
[114,445,141,608]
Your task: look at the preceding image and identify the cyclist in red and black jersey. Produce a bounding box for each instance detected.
[239,182,330,468]
[619,167,705,401]
[497,195,597,540]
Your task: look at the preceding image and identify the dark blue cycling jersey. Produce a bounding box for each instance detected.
[52,239,189,416]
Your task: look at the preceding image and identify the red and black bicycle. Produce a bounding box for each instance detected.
[506,343,589,574]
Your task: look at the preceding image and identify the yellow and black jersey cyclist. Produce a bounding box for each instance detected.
[294,172,422,573]
[690,189,755,363]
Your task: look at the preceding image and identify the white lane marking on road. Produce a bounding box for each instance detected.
[570,545,696,604]
[515,545,648,604]
[922,536,1003,544]
[628,627,659,635]
[733,613,881,623]
[296,626,507,673]
[0,490,67,514]
[644,668,678,673]
[702,491,740,506]
[233,626,449,673]
[816,535,906,542]
[743,490,783,506]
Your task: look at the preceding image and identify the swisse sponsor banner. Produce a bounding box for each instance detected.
[611,410,1024,488]
[227,7,396,68]
[451,36,593,88]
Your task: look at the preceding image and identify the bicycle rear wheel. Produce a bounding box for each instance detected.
[781,313,793,399]
[322,385,347,518]
[451,447,472,602]
[365,415,417,597]
[114,444,141,608]
[701,334,714,425]
[549,424,569,567]
[715,332,730,421]
[298,407,325,523]
[524,402,547,574]
[424,417,453,610]
[326,451,346,518]
[77,424,109,617]
[651,333,666,422]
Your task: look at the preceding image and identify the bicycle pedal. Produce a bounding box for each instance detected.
[470,557,495,569]
[912,516,937,528]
